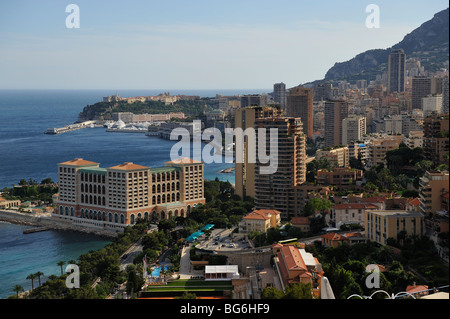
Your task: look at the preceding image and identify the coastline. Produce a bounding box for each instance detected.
[0,209,118,238]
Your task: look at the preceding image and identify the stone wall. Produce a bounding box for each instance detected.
[0,209,118,238]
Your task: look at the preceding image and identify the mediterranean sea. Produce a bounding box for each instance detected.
[0,89,265,298]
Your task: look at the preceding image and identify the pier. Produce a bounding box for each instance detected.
[45,121,96,135]
[23,226,51,234]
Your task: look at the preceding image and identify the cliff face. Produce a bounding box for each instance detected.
[324,8,449,81]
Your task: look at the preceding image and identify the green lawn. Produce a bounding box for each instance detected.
[147,279,232,292]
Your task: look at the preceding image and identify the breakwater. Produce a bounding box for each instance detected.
[0,210,118,238]
[44,121,96,135]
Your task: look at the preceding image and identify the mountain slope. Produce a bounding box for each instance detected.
[323,8,449,81]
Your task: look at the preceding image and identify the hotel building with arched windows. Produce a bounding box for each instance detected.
[54,158,205,232]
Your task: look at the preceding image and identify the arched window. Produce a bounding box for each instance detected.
[81,184,84,192]
[71,207,74,216]
[102,186,105,194]
[81,194,84,203]
[152,185,156,193]
[152,196,156,205]
[114,214,119,223]
[109,212,112,222]
[65,206,69,216]
[120,214,125,224]
[162,194,165,203]
[60,206,63,215]
[102,197,105,206]
[81,209,84,218]
[130,214,135,224]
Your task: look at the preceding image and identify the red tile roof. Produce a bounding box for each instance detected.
[108,162,149,170]
[243,209,280,220]
[166,157,202,164]
[321,232,348,241]
[59,158,98,166]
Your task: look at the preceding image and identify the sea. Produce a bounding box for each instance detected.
[0,88,266,298]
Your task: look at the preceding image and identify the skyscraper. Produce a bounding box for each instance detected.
[254,117,306,219]
[234,106,283,199]
[388,49,406,93]
[287,86,314,138]
[273,82,287,111]
[324,99,349,147]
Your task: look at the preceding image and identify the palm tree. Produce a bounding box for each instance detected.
[13,285,24,298]
[26,273,36,291]
[57,261,65,276]
[34,271,44,287]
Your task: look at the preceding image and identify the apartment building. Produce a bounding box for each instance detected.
[423,115,449,166]
[234,106,284,199]
[367,135,402,168]
[287,86,314,138]
[316,167,363,188]
[365,210,424,245]
[273,82,287,111]
[238,209,281,234]
[272,243,324,294]
[419,170,449,216]
[253,117,307,219]
[388,49,406,93]
[55,158,205,232]
[342,115,366,145]
[316,146,349,168]
[324,99,349,147]
[332,203,378,228]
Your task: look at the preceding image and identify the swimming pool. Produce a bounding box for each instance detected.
[151,265,171,277]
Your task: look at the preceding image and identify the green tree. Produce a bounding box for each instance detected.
[302,198,333,217]
[12,285,24,298]
[262,286,284,299]
[26,273,36,291]
[34,271,44,287]
[57,261,65,276]
[40,177,54,185]
[283,283,313,299]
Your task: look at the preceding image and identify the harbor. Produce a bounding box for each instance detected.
[44,120,96,135]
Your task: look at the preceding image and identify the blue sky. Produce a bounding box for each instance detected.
[0,0,448,90]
